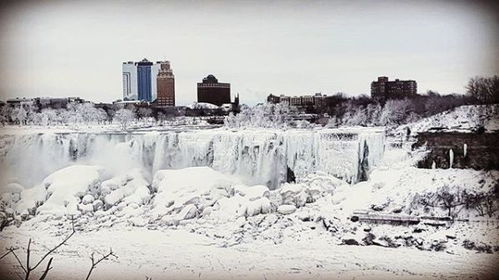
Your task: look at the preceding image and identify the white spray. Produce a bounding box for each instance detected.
[463,143,467,158]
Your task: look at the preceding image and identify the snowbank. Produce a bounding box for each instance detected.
[16,165,110,216]
[186,102,219,110]
[331,167,499,219]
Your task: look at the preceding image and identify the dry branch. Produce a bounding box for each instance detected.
[85,248,118,280]
[1,215,76,280]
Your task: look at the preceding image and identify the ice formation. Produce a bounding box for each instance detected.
[449,149,454,169]
[0,127,385,189]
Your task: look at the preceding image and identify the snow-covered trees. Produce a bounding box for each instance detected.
[224,103,295,128]
[378,99,418,126]
[11,105,29,125]
[21,103,109,126]
[113,108,135,130]
[0,106,11,126]
[66,103,108,125]
[329,98,418,127]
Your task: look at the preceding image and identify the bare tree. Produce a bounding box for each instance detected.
[85,248,118,280]
[436,189,465,217]
[466,75,499,104]
[417,186,468,217]
[1,216,76,280]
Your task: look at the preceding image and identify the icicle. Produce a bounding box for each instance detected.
[449,149,454,169]
[463,143,467,158]
[431,161,436,169]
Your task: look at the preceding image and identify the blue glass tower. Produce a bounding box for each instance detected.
[136,58,153,101]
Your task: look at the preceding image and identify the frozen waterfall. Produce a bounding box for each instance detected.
[0,128,385,189]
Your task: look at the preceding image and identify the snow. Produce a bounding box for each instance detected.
[277,204,297,214]
[186,102,219,110]
[101,169,150,208]
[0,182,24,194]
[31,165,109,216]
[234,184,269,200]
[396,104,499,136]
[150,167,242,218]
[81,194,94,205]
[0,225,496,280]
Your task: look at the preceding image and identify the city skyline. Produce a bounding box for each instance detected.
[0,0,498,105]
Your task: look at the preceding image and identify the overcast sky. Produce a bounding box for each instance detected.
[0,0,498,105]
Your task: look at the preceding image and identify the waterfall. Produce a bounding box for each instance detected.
[0,128,385,189]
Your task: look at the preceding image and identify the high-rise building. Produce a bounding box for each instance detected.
[156,61,175,107]
[122,58,168,102]
[151,62,162,101]
[197,74,231,106]
[371,76,417,100]
[137,59,153,102]
[122,62,138,100]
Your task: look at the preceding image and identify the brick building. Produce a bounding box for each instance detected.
[156,61,175,107]
[371,76,417,100]
[197,75,231,106]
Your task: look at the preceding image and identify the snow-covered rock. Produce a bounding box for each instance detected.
[78,203,94,214]
[82,194,95,205]
[234,185,270,201]
[244,197,272,217]
[277,204,296,215]
[151,167,241,218]
[279,172,346,208]
[102,169,151,208]
[177,204,198,220]
[19,165,110,216]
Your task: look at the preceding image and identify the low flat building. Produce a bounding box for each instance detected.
[267,93,326,109]
[6,98,36,108]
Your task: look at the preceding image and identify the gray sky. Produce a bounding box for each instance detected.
[0,0,498,105]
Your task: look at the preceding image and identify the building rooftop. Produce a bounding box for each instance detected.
[202,74,219,83]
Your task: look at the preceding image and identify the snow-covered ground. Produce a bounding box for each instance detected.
[1,225,497,280]
[395,104,499,136]
[0,121,498,279]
